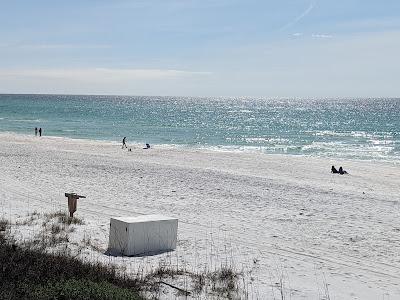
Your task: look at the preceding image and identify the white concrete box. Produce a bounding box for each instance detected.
[108,215,178,256]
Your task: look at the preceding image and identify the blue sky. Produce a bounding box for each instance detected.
[1,0,400,97]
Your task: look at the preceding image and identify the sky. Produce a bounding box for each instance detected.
[0,0,400,97]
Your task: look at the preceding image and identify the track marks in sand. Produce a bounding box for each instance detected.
[2,134,400,299]
[3,174,399,286]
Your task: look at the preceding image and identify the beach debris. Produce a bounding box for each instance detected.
[65,193,86,217]
[157,281,191,296]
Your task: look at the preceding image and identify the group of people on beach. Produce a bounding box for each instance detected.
[34,127,42,137]
[331,165,348,175]
[122,137,151,151]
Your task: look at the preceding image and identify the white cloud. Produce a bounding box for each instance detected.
[0,31,399,97]
[311,34,333,39]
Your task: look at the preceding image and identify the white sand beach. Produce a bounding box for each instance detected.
[1,132,399,299]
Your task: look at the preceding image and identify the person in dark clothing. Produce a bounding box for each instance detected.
[34,127,38,136]
[39,128,42,137]
[122,137,127,149]
[143,143,150,149]
[338,166,348,175]
[331,166,339,174]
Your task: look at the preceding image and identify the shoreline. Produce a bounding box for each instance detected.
[1,131,399,165]
[1,132,399,299]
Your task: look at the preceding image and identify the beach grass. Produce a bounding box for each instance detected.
[0,218,143,300]
[1,212,247,299]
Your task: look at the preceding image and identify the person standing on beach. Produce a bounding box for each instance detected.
[39,128,42,137]
[122,137,127,149]
[34,127,38,136]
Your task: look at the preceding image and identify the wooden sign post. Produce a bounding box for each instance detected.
[65,193,86,217]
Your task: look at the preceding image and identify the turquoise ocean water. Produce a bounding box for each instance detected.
[0,94,399,161]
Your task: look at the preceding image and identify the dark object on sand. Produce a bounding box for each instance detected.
[65,193,86,217]
[122,137,127,149]
[39,128,42,137]
[143,143,150,149]
[332,165,348,175]
[34,127,38,136]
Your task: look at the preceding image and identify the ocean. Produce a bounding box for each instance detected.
[0,94,399,161]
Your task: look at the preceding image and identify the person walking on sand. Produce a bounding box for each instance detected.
[34,127,38,136]
[39,128,42,137]
[122,137,127,149]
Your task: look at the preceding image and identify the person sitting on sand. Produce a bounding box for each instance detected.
[143,143,150,149]
[338,166,348,175]
[331,166,339,174]
[122,137,127,149]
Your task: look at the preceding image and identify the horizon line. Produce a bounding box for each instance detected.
[0,92,398,100]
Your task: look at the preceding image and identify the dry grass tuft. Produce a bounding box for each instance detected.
[44,210,84,226]
[0,218,8,232]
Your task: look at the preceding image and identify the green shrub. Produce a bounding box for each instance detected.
[0,241,143,300]
[29,279,141,300]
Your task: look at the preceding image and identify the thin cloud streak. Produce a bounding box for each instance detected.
[21,44,112,50]
[292,32,304,37]
[0,43,113,50]
[279,1,317,31]
[0,68,212,81]
[312,34,333,39]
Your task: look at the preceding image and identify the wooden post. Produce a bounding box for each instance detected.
[65,193,86,217]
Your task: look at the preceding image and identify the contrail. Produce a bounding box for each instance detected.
[279,0,318,31]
